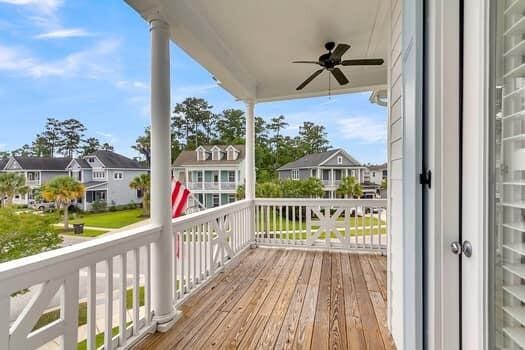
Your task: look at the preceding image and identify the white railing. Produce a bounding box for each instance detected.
[187,182,203,190]
[171,199,253,303]
[203,182,219,190]
[221,181,236,190]
[0,224,159,350]
[254,198,387,253]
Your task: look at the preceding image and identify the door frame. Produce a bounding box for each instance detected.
[461,0,490,348]
[424,0,462,348]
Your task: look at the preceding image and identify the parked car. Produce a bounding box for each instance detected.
[30,201,55,212]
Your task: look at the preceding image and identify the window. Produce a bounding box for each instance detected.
[228,171,235,182]
[212,194,220,207]
[87,157,95,163]
[195,171,203,182]
[292,169,299,180]
[227,149,237,160]
[337,156,343,164]
[228,194,236,203]
[93,171,105,180]
[113,172,123,180]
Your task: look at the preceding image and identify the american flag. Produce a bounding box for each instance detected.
[172,179,190,258]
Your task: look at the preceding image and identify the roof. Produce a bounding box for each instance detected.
[88,151,146,169]
[368,163,387,171]
[125,0,387,102]
[0,158,7,170]
[173,145,245,166]
[74,158,91,168]
[11,157,71,171]
[277,148,360,171]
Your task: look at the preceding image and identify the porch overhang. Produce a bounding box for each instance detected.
[124,0,388,102]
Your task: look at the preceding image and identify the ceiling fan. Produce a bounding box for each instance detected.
[293,42,384,91]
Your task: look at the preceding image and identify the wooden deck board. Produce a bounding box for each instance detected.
[135,248,394,350]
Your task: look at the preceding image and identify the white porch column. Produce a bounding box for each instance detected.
[149,18,177,330]
[245,100,256,200]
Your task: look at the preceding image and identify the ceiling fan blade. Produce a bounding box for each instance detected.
[341,58,384,66]
[296,69,324,90]
[331,43,350,60]
[331,68,349,86]
[292,60,320,64]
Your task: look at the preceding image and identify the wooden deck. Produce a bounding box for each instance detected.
[136,248,395,350]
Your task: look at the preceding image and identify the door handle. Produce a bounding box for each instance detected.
[450,240,473,258]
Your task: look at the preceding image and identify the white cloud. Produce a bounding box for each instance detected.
[0,39,120,79]
[35,28,93,39]
[96,131,118,144]
[0,0,62,14]
[116,80,148,90]
[336,116,386,144]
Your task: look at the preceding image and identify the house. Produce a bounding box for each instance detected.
[368,162,388,185]
[277,148,368,198]
[1,156,71,205]
[66,150,147,211]
[172,145,245,209]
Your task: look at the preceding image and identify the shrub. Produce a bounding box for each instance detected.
[91,200,107,213]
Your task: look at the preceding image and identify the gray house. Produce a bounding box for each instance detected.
[277,148,368,198]
[67,151,147,211]
[1,156,71,205]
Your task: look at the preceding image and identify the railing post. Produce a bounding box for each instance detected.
[149,17,178,331]
[245,100,256,246]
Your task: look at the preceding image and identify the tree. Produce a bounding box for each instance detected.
[298,121,330,154]
[42,176,85,231]
[256,182,282,198]
[0,207,61,263]
[0,173,29,207]
[172,97,215,148]
[132,127,151,166]
[336,176,363,198]
[129,173,150,217]
[81,137,101,156]
[380,178,387,190]
[236,185,245,200]
[101,142,114,151]
[58,118,86,158]
[0,151,9,159]
[268,115,289,167]
[216,109,246,144]
[32,134,52,157]
[42,118,63,157]
[12,144,33,157]
[300,177,324,198]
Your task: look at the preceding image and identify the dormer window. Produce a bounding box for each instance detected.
[211,146,222,160]
[227,147,238,160]
[87,157,95,163]
[196,148,207,161]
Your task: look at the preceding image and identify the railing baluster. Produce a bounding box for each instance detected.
[145,244,151,325]
[104,258,114,350]
[180,230,185,294]
[292,205,296,244]
[0,297,9,350]
[298,205,302,244]
[192,226,196,288]
[87,264,96,350]
[133,248,140,336]
[273,205,277,244]
[119,253,127,346]
[62,272,80,350]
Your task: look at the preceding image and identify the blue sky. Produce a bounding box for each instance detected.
[0,0,386,164]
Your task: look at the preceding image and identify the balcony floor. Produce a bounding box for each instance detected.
[136,248,395,349]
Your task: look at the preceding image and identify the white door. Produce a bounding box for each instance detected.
[462,0,525,348]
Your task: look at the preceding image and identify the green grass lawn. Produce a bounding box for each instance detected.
[256,211,386,232]
[60,228,109,237]
[69,209,146,229]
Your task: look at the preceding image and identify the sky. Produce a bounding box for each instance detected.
[0,0,387,165]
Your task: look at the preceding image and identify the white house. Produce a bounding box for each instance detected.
[172,145,245,209]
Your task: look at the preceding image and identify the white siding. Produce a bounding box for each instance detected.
[388,0,403,345]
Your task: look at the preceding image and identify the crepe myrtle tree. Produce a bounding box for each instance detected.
[42,176,85,231]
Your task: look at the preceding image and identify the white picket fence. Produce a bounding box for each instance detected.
[0,197,386,349]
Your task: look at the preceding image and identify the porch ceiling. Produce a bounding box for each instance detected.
[125,0,389,102]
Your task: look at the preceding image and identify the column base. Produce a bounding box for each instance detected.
[154,308,182,333]
[250,242,258,249]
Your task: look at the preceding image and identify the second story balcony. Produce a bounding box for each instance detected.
[186,181,237,191]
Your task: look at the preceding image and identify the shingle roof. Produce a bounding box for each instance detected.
[0,158,7,170]
[74,158,91,168]
[277,149,342,170]
[90,151,145,169]
[12,157,71,171]
[367,163,387,171]
[173,145,245,166]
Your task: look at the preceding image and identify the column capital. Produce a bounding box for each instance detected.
[244,99,256,108]
[149,18,169,33]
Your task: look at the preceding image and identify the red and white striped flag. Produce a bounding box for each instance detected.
[172,179,190,258]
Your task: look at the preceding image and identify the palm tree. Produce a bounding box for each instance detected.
[336,176,363,198]
[0,173,29,207]
[129,174,150,216]
[42,176,85,231]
